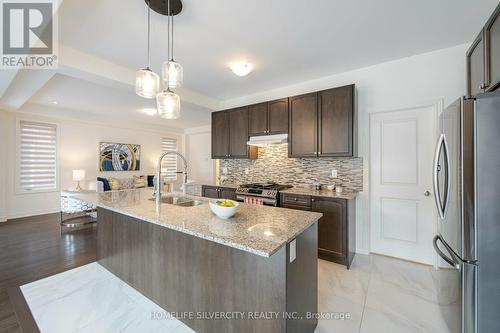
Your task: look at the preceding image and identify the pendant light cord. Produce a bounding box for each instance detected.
[171,14,174,61]
[166,0,171,89]
[147,0,151,69]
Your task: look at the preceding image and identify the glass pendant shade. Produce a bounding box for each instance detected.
[161,60,183,89]
[135,68,159,99]
[156,90,181,119]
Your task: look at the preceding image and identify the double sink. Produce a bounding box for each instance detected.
[149,195,207,207]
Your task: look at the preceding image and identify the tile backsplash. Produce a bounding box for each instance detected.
[219,144,363,191]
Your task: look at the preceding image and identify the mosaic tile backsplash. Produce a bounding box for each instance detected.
[219,144,363,191]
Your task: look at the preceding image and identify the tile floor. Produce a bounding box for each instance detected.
[21,254,452,333]
[317,254,452,333]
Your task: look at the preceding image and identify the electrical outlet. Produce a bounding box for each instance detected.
[222,167,228,175]
[331,169,338,178]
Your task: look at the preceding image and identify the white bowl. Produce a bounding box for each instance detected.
[209,199,239,219]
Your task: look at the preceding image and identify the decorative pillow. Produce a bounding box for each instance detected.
[97,177,111,191]
[108,177,122,191]
[133,175,147,188]
[147,175,155,187]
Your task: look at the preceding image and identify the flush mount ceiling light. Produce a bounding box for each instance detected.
[230,62,253,77]
[135,0,159,99]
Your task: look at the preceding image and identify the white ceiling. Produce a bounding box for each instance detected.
[29,74,211,129]
[59,0,498,100]
[1,0,498,130]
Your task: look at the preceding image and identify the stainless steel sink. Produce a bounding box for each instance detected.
[149,196,206,207]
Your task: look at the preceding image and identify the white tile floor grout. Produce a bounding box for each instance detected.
[20,254,453,333]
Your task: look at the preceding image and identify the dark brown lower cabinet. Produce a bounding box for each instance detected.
[201,185,237,200]
[281,193,356,269]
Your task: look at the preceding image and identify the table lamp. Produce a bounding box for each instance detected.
[72,169,86,191]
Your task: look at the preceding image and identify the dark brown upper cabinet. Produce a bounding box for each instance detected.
[248,98,289,136]
[288,85,357,158]
[467,30,485,96]
[485,3,500,92]
[211,108,257,159]
[288,93,318,158]
[211,111,229,159]
[318,85,356,157]
[248,103,268,136]
[268,98,289,134]
[467,2,500,96]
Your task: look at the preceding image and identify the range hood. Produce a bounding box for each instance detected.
[247,134,288,146]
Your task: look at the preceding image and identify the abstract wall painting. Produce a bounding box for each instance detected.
[99,142,141,171]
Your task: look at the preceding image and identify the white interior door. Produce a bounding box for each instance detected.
[370,104,438,264]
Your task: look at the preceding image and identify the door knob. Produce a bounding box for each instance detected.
[424,191,431,197]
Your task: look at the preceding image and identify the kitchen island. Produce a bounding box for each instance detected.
[75,188,322,333]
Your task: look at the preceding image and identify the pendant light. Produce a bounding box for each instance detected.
[161,1,183,88]
[135,0,159,99]
[156,0,181,119]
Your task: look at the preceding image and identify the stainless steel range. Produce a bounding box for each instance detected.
[235,182,292,206]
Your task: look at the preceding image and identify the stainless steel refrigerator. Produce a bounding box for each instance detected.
[432,91,500,333]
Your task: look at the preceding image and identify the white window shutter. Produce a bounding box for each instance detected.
[161,137,178,180]
[18,121,58,192]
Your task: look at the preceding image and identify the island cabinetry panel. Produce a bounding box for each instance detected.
[97,208,318,333]
[281,193,356,268]
[201,185,236,200]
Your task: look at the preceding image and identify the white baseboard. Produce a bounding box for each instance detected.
[0,216,6,223]
[7,208,60,220]
[355,248,370,255]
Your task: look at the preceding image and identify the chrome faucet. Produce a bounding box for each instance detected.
[155,151,188,205]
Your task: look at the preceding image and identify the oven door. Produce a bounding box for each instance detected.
[236,195,277,206]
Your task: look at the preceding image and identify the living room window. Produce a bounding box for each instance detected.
[17,120,59,193]
[161,137,178,180]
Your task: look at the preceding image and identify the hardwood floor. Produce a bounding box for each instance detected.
[0,213,97,333]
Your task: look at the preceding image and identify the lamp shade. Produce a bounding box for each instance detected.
[161,60,183,89]
[157,90,181,119]
[72,169,86,181]
[135,68,160,99]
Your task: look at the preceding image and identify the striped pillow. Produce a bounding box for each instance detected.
[133,175,147,188]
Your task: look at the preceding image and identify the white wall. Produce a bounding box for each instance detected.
[0,112,7,221]
[185,126,215,185]
[0,110,184,220]
[222,44,468,254]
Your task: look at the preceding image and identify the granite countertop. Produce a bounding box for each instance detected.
[280,186,358,200]
[73,188,321,258]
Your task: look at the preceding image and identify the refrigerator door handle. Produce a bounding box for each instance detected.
[433,134,446,219]
[433,235,461,270]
